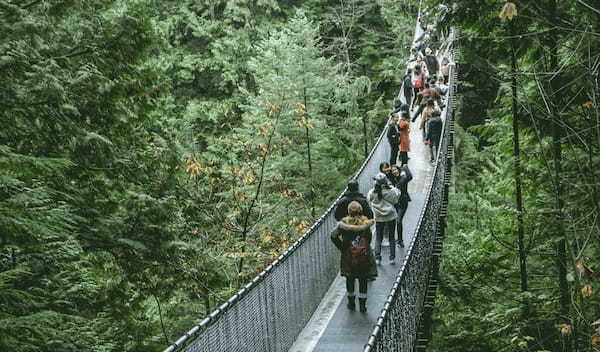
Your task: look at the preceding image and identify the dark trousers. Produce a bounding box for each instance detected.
[412,104,425,122]
[412,88,420,107]
[390,144,398,165]
[429,136,440,161]
[400,151,408,165]
[375,220,396,260]
[404,90,413,108]
[346,277,368,295]
[395,200,408,246]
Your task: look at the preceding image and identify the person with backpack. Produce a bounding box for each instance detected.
[389,164,413,247]
[419,99,441,142]
[386,114,400,165]
[426,110,443,162]
[334,180,374,221]
[330,201,377,313]
[367,173,401,265]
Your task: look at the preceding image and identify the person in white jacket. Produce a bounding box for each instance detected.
[367,173,401,265]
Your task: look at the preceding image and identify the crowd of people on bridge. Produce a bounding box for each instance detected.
[330,5,453,313]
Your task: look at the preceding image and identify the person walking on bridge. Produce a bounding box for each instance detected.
[398,111,411,165]
[402,68,413,107]
[413,82,443,122]
[387,114,400,165]
[368,173,401,266]
[334,180,374,221]
[424,47,439,78]
[440,56,452,85]
[330,201,377,313]
[411,64,426,110]
[426,110,443,163]
[389,164,412,248]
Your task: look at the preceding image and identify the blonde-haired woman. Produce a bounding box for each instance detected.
[330,201,377,313]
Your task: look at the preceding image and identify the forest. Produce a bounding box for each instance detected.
[0,0,598,352]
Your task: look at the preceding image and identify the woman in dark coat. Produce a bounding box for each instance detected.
[424,47,439,77]
[330,201,377,313]
[389,164,413,248]
[386,114,400,165]
[403,68,413,107]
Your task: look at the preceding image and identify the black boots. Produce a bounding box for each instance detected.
[348,294,367,313]
[347,296,355,311]
[359,298,367,313]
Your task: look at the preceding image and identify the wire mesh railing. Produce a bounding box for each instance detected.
[363,28,459,352]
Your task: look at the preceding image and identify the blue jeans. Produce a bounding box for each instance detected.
[374,220,396,260]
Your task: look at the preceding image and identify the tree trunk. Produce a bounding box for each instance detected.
[362,115,368,158]
[546,1,572,351]
[303,87,316,218]
[203,287,211,314]
[153,293,170,345]
[507,18,529,320]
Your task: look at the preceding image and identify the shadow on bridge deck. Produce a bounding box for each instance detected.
[290,113,434,352]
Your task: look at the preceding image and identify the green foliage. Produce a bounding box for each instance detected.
[430,1,600,351]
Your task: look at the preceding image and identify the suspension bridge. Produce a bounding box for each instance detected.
[164,9,459,352]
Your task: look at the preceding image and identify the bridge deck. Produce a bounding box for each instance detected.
[290,112,434,352]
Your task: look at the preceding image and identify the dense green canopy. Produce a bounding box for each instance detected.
[1,0,598,351]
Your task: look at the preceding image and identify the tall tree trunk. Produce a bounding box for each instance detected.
[546,1,572,350]
[507,18,529,320]
[153,293,169,345]
[303,87,316,218]
[362,116,368,158]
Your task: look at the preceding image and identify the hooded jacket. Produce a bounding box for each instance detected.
[330,216,377,280]
[367,185,401,222]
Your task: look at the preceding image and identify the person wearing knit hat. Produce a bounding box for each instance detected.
[367,173,401,265]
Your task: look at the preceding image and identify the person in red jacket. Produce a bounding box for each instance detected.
[397,111,411,166]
